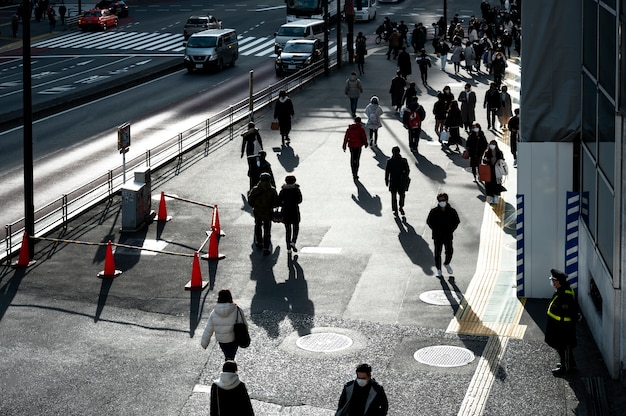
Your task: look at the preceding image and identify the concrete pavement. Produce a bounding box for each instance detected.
[1,34,626,416]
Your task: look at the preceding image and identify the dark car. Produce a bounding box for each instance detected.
[96,0,129,17]
[275,39,323,76]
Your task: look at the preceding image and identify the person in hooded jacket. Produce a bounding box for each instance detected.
[277,175,302,254]
[344,71,363,118]
[210,360,254,416]
[274,90,295,146]
[201,290,246,360]
[364,96,383,147]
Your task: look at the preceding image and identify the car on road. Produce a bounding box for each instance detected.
[95,0,129,17]
[184,28,238,73]
[183,15,222,40]
[78,9,119,31]
[275,39,323,76]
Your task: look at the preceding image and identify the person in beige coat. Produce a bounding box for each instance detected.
[201,289,247,360]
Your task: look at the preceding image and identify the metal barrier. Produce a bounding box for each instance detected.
[1,51,344,263]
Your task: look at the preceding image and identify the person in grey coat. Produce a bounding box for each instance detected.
[344,71,363,118]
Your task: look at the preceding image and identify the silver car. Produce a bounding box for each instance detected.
[183,15,222,39]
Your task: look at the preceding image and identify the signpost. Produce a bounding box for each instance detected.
[117,122,131,183]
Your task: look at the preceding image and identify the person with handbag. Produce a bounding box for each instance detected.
[482,140,505,204]
[210,360,255,416]
[426,193,460,278]
[201,290,246,361]
[273,90,294,146]
[277,175,302,254]
[465,122,489,181]
[384,146,410,217]
[443,100,463,151]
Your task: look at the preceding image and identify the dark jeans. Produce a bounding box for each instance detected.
[349,146,362,177]
[391,190,405,212]
[487,107,498,128]
[219,341,238,361]
[284,222,299,246]
[510,129,518,159]
[349,97,359,116]
[254,217,272,249]
[408,127,421,150]
[433,238,453,269]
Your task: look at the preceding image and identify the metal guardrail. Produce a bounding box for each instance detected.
[1,51,345,263]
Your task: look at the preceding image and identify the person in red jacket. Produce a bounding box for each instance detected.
[342,117,368,180]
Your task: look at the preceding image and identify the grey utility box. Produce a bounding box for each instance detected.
[121,181,147,232]
[134,167,152,215]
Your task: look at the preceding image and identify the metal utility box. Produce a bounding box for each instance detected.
[121,181,147,232]
[134,167,152,214]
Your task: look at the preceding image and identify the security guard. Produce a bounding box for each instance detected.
[544,269,580,375]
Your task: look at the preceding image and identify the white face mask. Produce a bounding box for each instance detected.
[489,144,496,150]
[438,201,447,207]
[472,128,479,132]
[256,160,261,167]
[356,378,369,387]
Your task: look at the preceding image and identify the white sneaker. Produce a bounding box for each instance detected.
[436,269,443,277]
[444,264,453,274]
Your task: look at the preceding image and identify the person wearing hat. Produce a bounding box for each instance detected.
[545,269,580,375]
[384,146,410,216]
[247,172,278,255]
[273,90,295,146]
[336,363,388,416]
[241,122,263,188]
[364,96,383,147]
[342,117,368,180]
[210,360,254,416]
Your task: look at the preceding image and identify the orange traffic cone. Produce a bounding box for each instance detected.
[97,240,122,278]
[211,204,224,236]
[11,232,36,268]
[185,252,208,290]
[158,191,171,222]
[201,228,225,260]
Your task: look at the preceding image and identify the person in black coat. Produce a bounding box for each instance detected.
[483,82,501,130]
[241,122,263,187]
[210,361,254,416]
[274,90,295,146]
[545,269,580,375]
[396,46,412,79]
[336,363,388,416]
[384,146,410,217]
[426,193,460,278]
[277,175,302,254]
[482,139,505,204]
[465,122,489,180]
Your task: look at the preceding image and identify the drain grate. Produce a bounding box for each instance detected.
[296,333,353,352]
[414,345,475,367]
[419,290,463,306]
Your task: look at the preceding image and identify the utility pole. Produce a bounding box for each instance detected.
[22,0,35,257]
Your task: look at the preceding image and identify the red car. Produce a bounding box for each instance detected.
[78,9,119,31]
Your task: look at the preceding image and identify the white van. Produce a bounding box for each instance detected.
[183,28,238,73]
[274,19,325,55]
[354,0,377,21]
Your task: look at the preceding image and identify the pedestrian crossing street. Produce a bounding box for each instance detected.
[32,31,337,57]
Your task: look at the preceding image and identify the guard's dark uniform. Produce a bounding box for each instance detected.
[544,269,579,375]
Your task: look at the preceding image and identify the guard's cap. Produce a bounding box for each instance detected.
[549,269,568,284]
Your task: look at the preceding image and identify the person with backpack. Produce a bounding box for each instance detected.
[364,96,383,147]
[402,96,426,152]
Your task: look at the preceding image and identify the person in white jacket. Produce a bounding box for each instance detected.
[201,289,246,360]
[364,96,383,147]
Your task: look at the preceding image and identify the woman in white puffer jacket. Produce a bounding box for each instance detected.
[201,289,247,360]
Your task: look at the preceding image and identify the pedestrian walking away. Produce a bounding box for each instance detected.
[482,140,506,204]
[402,96,426,152]
[450,41,464,74]
[277,175,302,254]
[344,71,363,118]
[433,92,448,137]
[545,269,581,376]
[336,363,389,416]
[248,173,278,254]
[508,108,520,165]
[201,290,246,361]
[385,146,410,217]
[389,70,406,113]
[11,12,20,38]
[426,193,460,278]
[484,82,502,130]
[249,150,275,189]
[355,32,367,75]
[241,122,263,189]
[342,117,368,180]
[210,360,255,416]
[458,83,477,132]
[58,2,66,25]
[465,122,489,180]
[386,29,401,60]
[464,41,476,74]
[401,81,417,108]
[416,49,432,85]
[364,96,383,146]
[396,47,412,79]
[274,90,295,146]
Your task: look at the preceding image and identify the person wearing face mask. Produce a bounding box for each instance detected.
[482,140,505,204]
[466,123,489,180]
[458,83,477,133]
[491,51,507,88]
[426,193,460,278]
[336,363,388,416]
[545,269,580,376]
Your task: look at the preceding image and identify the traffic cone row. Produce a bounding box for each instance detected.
[97,240,122,279]
[157,191,172,222]
[211,204,224,236]
[185,251,208,290]
[201,228,226,261]
[11,232,36,268]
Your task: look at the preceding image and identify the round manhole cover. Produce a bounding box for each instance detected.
[419,290,463,306]
[296,333,353,352]
[414,345,475,367]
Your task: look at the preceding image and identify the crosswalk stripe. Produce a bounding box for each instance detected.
[106,32,154,49]
[238,36,269,52]
[245,39,276,56]
[132,33,181,50]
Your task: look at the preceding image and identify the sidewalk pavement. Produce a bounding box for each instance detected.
[1,39,625,416]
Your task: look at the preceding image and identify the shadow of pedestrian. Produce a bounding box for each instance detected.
[0,267,27,323]
[370,146,388,170]
[276,144,300,172]
[395,217,434,276]
[351,181,382,216]
[249,247,288,339]
[413,153,447,183]
[284,254,315,336]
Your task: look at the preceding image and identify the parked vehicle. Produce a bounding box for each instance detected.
[275,39,323,76]
[183,15,222,40]
[78,9,118,31]
[354,0,377,21]
[95,0,129,17]
[183,28,238,73]
[274,19,325,55]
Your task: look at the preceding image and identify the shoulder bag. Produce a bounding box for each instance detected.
[234,307,251,348]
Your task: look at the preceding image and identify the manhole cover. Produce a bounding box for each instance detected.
[296,333,353,352]
[419,290,463,306]
[414,345,475,367]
